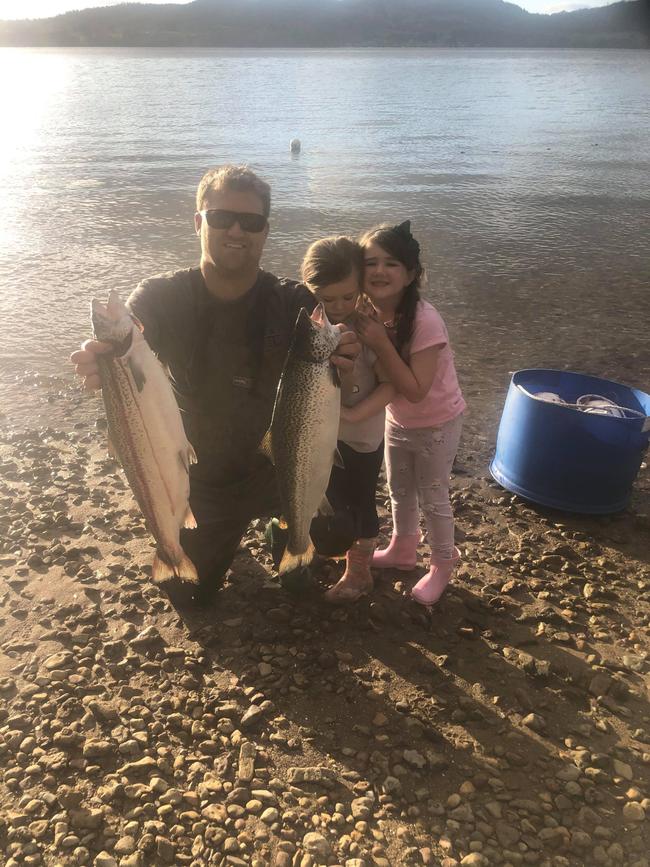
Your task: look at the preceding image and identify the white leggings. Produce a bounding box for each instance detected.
[385,414,463,559]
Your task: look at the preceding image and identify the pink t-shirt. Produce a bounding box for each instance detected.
[387,300,466,429]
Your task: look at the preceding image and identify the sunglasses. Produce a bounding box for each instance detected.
[198,209,267,233]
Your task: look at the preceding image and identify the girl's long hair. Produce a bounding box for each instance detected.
[359,222,423,356]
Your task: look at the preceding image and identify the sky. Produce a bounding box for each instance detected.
[0,0,619,22]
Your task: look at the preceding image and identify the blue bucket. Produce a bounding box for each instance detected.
[490,369,650,513]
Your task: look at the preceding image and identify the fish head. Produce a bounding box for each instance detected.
[91,291,135,351]
[293,304,341,363]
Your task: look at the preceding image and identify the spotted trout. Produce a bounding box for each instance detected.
[91,291,198,584]
[261,304,342,573]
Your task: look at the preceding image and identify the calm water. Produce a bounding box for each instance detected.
[0,47,649,439]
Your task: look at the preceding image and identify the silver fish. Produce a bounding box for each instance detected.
[261,304,342,573]
[91,291,198,584]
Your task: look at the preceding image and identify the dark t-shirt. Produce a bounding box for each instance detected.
[127,267,314,506]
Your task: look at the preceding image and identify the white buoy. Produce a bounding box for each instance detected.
[290,138,301,153]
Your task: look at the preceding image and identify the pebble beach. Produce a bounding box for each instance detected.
[0,370,649,867]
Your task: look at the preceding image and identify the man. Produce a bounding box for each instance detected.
[71,165,359,605]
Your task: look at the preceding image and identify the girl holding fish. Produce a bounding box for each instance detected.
[300,236,395,602]
[357,221,466,607]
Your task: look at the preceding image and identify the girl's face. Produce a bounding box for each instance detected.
[363,242,414,309]
[314,272,360,324]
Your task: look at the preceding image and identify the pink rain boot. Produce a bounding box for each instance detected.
[372,534,419,570]
[411,547,460,607]
[325,539,375,604]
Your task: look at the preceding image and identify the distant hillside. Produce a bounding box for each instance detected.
[0,0,648,48]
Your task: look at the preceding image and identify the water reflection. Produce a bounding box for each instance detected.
[0,47,648,436]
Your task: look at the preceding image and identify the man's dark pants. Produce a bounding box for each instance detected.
[177,462,356,603]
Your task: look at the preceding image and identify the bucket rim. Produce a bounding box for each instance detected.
[511,368,650,429]
[511,368,650,401]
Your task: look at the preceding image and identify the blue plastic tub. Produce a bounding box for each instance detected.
[490,369,650,513]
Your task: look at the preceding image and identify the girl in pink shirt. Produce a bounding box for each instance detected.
[357,221,466,606]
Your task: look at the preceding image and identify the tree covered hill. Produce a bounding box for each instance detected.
[0,0,647,48]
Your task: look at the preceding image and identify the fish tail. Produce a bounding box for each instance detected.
[278,539,315,575]
[152,548,199,585]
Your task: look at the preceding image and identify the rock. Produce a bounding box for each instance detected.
[302,832,332,860]
[83,739,114,759]
[238,741,256,783]
[351,797,374,820]
[522,713,546,733]
[155,836,175,863]
[44,651,74,670]
[130,626,163,649]
[114,836,136,855]
[495,822,520,848]
[403,749,427,769]
[287,767,337,785]
[94,854,118,867]
[117,756,158,776]
[68,808,104,830]
[87,700,120,725]
[613,759,634,781]
[623,802,645,822]
[448,803,474,823]
[460,856,489,867]
[240,705,264,728]
[589,673,614,697]
[261,807,279,824]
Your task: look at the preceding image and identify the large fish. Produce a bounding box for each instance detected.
[261,304,342,573]
[91,291,198,584]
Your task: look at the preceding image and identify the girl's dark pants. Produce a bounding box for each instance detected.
[326,440,383,540]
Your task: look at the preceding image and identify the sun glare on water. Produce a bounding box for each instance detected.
[0,49,72,248]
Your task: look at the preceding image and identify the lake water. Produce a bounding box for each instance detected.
[0,47,649,442]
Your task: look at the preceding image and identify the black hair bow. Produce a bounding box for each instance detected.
[393,220,420,257]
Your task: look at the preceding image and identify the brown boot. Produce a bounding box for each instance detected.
[324,538,375,604]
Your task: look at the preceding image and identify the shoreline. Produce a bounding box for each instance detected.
[0,371,649,866]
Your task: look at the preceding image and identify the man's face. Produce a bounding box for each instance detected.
[195,187,269,276]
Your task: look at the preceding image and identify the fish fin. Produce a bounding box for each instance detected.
[174,551,199,584]
[152,548,199,585]
[178,448,197,474]
[259,429,274,463]
[278,540,315,575]
[127,356,146,392]
[330,364,341,388]
[183,506,197,530]
[317,495,334,516]
[152,551,175,584]
[333,448,344,469]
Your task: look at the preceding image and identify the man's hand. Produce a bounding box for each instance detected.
[70,339,112,391]
[330,325,360,372]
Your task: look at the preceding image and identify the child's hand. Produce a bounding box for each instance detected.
[356,309,391,351]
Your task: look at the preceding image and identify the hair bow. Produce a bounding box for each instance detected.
[393,220,420,257]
